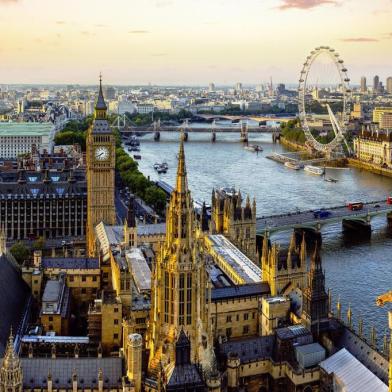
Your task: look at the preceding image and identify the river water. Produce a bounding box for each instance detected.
[132,130,392,343]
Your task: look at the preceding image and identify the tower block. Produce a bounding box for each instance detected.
[86,76,116,256]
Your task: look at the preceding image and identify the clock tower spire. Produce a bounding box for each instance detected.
[86,75,116,256]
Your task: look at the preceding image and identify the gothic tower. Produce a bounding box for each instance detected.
[0,331,23,392]
[211,188,257,262]
[86,76,116,256]
[302,244,329,333]
[148,139,213,382]
[261,232,307,296]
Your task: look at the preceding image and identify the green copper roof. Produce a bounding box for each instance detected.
[0,122,52,137]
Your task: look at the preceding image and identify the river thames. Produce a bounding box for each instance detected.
[132,130,392,343]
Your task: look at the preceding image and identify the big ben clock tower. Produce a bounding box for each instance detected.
[86,76,116,256]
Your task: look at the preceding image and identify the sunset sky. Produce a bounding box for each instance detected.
[0,0,391,85]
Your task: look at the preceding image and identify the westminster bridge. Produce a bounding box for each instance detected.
[256,200,392,237]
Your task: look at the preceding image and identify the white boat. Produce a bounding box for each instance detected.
[244,144,263,152]
[304,165,325,176]
[284,161,301,170]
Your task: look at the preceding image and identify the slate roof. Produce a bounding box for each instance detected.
[220,335,275,364]
[20,357,123,389]
[0,169,86,198]
[91,119,111,135]
[0,255,30,356]
[276,325,312,340]
[211,282,270,301]
[42,257,99,269]
[138,223,166,236]
[167,364,204,389]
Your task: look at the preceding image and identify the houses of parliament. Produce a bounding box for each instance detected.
[0,82,391,392]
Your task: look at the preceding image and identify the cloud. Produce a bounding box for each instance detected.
[151,53,168,57]
[129,30,150,34]
[56,20,66,25]
[0,0,19,3]
[277,0,337,10]
[340,37,379,42]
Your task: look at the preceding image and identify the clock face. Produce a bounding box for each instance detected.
[95,146,109,161]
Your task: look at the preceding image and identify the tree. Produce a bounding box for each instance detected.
[144,186,167,214]
[9,242,30,265]
[32,236,45,251]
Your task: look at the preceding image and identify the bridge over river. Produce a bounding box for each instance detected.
[256,200,392,234]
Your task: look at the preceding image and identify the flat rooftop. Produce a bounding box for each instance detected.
[0,122,53,137]
[126,248,151,293]
[320,348,388,392]
[207,234,261,284]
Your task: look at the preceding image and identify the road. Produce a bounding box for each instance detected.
[256,200,392,233]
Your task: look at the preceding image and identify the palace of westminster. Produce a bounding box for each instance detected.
[0,81,391,392]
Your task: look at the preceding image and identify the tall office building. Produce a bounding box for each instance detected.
[208,82,215,93]
[387,77,392,94]
[360,76,367,93]
[373,75,380,93]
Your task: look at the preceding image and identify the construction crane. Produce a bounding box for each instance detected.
[376,291,392,392]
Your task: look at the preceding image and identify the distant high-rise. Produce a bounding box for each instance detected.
[360,76,367,93]
[208,82,215,93]
[235,82,242,92]
[387,77,392,94]
[373,75,380,93]
[104,86,116,100]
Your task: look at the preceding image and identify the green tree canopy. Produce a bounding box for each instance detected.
[10,242,30,265]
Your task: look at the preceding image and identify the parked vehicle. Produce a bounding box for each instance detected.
[313,210,331,219]
[347,202,363,211]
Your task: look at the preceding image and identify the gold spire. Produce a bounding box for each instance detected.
[2,329,20,371]
[176,138,188,194]
[347,303,352,329]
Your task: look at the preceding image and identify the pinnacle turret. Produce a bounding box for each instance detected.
[176,139,188,194]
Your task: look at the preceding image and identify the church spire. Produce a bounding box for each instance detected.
[94,73,107,119]
[176,138,188,194]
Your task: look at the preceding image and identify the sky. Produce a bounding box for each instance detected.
[0,0,391,85]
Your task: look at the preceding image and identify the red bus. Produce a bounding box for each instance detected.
[387,196,392,205]
[347,202,363,211]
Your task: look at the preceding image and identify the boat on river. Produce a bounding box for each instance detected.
[244,144,263,152]
[154,162,168,174]
[284,161,301,170]
[304,165,324,176]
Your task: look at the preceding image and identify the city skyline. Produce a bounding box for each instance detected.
[0,0,391,85]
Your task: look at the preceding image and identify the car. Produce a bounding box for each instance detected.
[313,210,331,219]
[374,204,380,208]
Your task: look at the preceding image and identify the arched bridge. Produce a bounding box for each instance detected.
[256,201,392,235]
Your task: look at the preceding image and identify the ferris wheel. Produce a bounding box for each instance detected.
[298,46,352,154]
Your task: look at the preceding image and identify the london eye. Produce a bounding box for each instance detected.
[298,46,352,154]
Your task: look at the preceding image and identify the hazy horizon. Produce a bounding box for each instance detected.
[0,0,391,85]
